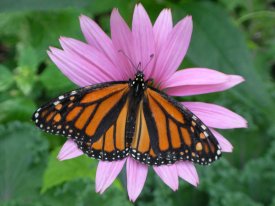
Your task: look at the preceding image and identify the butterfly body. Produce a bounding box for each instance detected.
[125,71,146,144]
[33,71,222,166]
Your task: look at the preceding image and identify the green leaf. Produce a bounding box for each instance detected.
[13,44,40,95]
[0,97,36,123]
[0,65,13,91]
[39,63,75,97]
[87,0,135,22]
[240,142,275,205]
[14,65,36,95]
[0,0,89,12]
[0,13,26,38]
[0,122,48,204]
[87,0,117,15]
[221,192,263,206]
[17,43,40,71]
[172,2,274,116]
[39,179,130,206]
[42,147,97,193]
[20,10,84,60]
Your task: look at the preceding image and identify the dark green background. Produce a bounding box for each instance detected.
[0,0,275,205]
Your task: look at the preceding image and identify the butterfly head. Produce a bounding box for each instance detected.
[129,71,146,96]
[130,71,145,86]
[135,70,144,79]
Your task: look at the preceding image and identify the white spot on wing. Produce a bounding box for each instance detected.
[53,101,60,106]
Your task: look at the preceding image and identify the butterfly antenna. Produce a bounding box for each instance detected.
[142,54,154,72]
[137,62,141,70]
[118,50,136,69]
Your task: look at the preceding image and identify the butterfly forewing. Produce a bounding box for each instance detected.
[129,87,222,165]
[33,72,222,166]
[32,82,130,160]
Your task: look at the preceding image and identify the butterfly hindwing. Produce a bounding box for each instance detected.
[32,82,130,160]
[33,74,222,166]
[130,86,222,166]
[129,100,159,164]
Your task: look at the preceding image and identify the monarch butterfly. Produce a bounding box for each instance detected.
[32,70,221,166]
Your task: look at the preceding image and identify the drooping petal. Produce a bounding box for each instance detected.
[182,102,248,129]
[110,9,135,78]
[155,16,192,84]
[153,165,179,191]
[96,159,126,194]
[153,8,173,54]
[166,74,244,96]
[49,47,109,85]
[59,37,123,81]
[48,49,91,87]
[162,68,229,88]
[126,158,148,202]
[132,3,155,78]
[79,15,119,68]
[176,161,199,187]
[57,139,83,161]
[210,129,233,152]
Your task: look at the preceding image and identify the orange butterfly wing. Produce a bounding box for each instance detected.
[130,87,221,165]
[33,82,130,160]
[33,81,221,165]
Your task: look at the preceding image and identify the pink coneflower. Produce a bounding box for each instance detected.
[48,4,247,202]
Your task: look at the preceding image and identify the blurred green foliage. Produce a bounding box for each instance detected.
[0,0,275,205]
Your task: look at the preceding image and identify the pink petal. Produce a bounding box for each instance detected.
[153,8,173,54]
[182,102,248,129]
[48,49,91,87]
[96,159,126,194]
[132,4,155,78]
[57,139,83,161]
[153,165,179,191]
[176,161,199,187]
[162,68,229,88]
[126,158,148,202]
[210,129,233,152]
[166,74,244,96]
[110,9,135,78]
[49,47,105,85]
[155,16,192,84]
[59,37,123,81]
[79,15,119,68]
